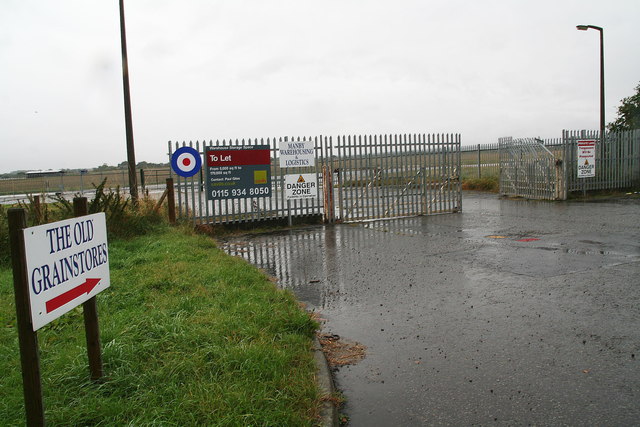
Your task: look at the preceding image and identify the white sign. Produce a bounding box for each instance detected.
[279,140,315,168]
[284,174,318,200]
[577,140,596,178]
[23,213,110,331]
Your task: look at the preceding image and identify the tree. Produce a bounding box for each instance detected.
[607,82,640,132]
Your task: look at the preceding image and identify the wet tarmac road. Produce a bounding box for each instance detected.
[222,192,640,426]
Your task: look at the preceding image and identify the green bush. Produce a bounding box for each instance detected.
[0,180,168,267]
[50,179,167,238]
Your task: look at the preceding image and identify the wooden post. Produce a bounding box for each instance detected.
[8,208,45,427]
[166,178,176,224]
[140,169,146,192]
[322,166,331,223]
[33,195,42,224]
[73,198,104,382]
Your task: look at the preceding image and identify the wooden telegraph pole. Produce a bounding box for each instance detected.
[119,0,139,203]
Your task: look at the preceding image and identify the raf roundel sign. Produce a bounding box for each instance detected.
[171,146,202,178]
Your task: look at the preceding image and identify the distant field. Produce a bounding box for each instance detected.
[1,150,511,197]
[0,168,172,196]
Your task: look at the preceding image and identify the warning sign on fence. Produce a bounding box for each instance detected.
[577,140,596,178]
[284,173,317,200]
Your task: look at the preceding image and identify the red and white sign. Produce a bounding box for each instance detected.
[577,140,596,178]
[23,213,110,330]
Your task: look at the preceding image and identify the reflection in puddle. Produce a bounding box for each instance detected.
[220,218,454,309]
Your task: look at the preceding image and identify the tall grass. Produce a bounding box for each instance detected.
[0,180,166,266]
[0,227,320,425]
[0,204,8,266]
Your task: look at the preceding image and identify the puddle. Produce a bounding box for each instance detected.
[221,192,640,425]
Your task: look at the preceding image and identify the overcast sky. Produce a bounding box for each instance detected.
[1,0,639,173]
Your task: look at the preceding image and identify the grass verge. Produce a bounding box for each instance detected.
[461,176,499,192]
[0,225,320,426]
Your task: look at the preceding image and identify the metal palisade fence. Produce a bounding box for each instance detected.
[168,133,462,225]
[168,137,329,225]
[497,129,640,200]
[562,129,640,193]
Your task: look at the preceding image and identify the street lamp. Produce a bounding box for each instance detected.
[576,25,605,139]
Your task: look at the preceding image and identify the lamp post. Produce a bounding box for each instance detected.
[576,25,605,139]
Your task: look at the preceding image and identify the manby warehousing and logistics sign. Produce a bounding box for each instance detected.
[279,140,315,168]
[577,140,596,178]
[205,145,272,200]
[285,174,318,200]
[24,213,110,331]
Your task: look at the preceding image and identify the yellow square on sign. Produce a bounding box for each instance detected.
[254,170,267,184]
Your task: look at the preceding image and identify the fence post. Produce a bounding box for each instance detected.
[477,144,481,179]
[497,140,502,194]
[322,165,335,223]
[140,169,145,192]
[9,208,46,427]
[73,198,104,382]
[166,178,176,224]
[33,195,42,224]
[555,159,564,200]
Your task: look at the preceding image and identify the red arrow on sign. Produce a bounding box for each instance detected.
[45,278,101,313]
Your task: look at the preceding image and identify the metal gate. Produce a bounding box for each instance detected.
[332,134,461,222]
[499,137,564,200]
[169,133,462,225]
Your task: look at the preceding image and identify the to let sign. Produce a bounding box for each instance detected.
[205,145,272,200]
[577,140,596,178]
[24,213,110,330]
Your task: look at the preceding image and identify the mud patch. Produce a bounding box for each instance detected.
[318,334,366,367]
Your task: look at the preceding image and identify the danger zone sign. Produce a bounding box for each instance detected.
[284,173,317,200]
[577,140,596,178]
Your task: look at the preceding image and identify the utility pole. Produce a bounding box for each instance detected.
[119,0,139,203]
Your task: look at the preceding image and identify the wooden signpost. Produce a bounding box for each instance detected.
[9,197,109,426]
